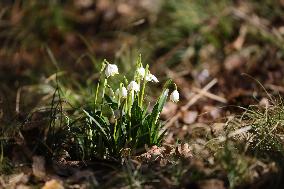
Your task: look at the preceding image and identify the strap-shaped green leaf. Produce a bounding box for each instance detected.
[83,109,109,142]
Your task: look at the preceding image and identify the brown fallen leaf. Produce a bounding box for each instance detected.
[136,145,166,163]
[117,3,134,16]
[68,170,98,186]
[224,54,246,72]
[181,111,198,124]
[32,156,46,179]
[196,69,210,84]
[259,97,269,108]
[0,173,29,188]
[16,184,31,189]
[42,179,64,189]
[203,105,222,120]
[8,173,29,188]
[176,143,192,159]
[147,145,164,157]
[198,179,226,189]
[74,0,93,9]
[232,26,247,50]
[211,123,225,136]
[161,102,178,120]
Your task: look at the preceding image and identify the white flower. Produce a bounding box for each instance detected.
[137,66,159,83]
[146,73,159,83]
[137,67,146,77]
[170,90,179,103]
[120,87,128,98]
[127,81,140,92]
[115,87,127,98]
[105,64,119,77]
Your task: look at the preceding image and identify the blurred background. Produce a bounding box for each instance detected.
[2,0,284,123]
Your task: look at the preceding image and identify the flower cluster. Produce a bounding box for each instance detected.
[127,81,140,92]
[137,67,159,83]
[101,62,179,104]
[80,57,181,159]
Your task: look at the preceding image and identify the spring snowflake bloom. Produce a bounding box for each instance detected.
[137,67,146,77]
[121,87,128,98]
[146,73,159,83]
[115,88,120,97]
[170,90,179,103]
[137,67,159,82]
[116,87,128,98]
[127,81,140,92]
[105,64,119,77]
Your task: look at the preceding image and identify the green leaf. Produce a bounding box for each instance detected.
[104,94,118,110]
[83,109,109,142]
[150,89,169,125]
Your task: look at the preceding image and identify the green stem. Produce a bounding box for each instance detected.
[127,90,134,116]
[113,119,118,144]
[102,78,108,101]
[118,84,123,108]
[100,78,108,116]
[139,64,149,107]
[94,82,100,105]
[95,61,106,108]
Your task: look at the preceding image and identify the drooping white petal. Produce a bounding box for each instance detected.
[115,88,120,96]
[121,87,128,98]
[127,81,140,92]
[116,87,128,98]
[170,90,179,103]
[137,67,145,77]
[105,64,119,77]
[146,73,159,83]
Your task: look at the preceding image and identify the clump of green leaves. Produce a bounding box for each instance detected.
[82,57,178,159]
[47,56,179,160]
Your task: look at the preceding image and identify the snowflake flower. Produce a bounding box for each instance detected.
[146,74,159,83]
[116,87,128,98]
[127,81,140,92]
[170,90,179,103]
[105,64,119,77]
